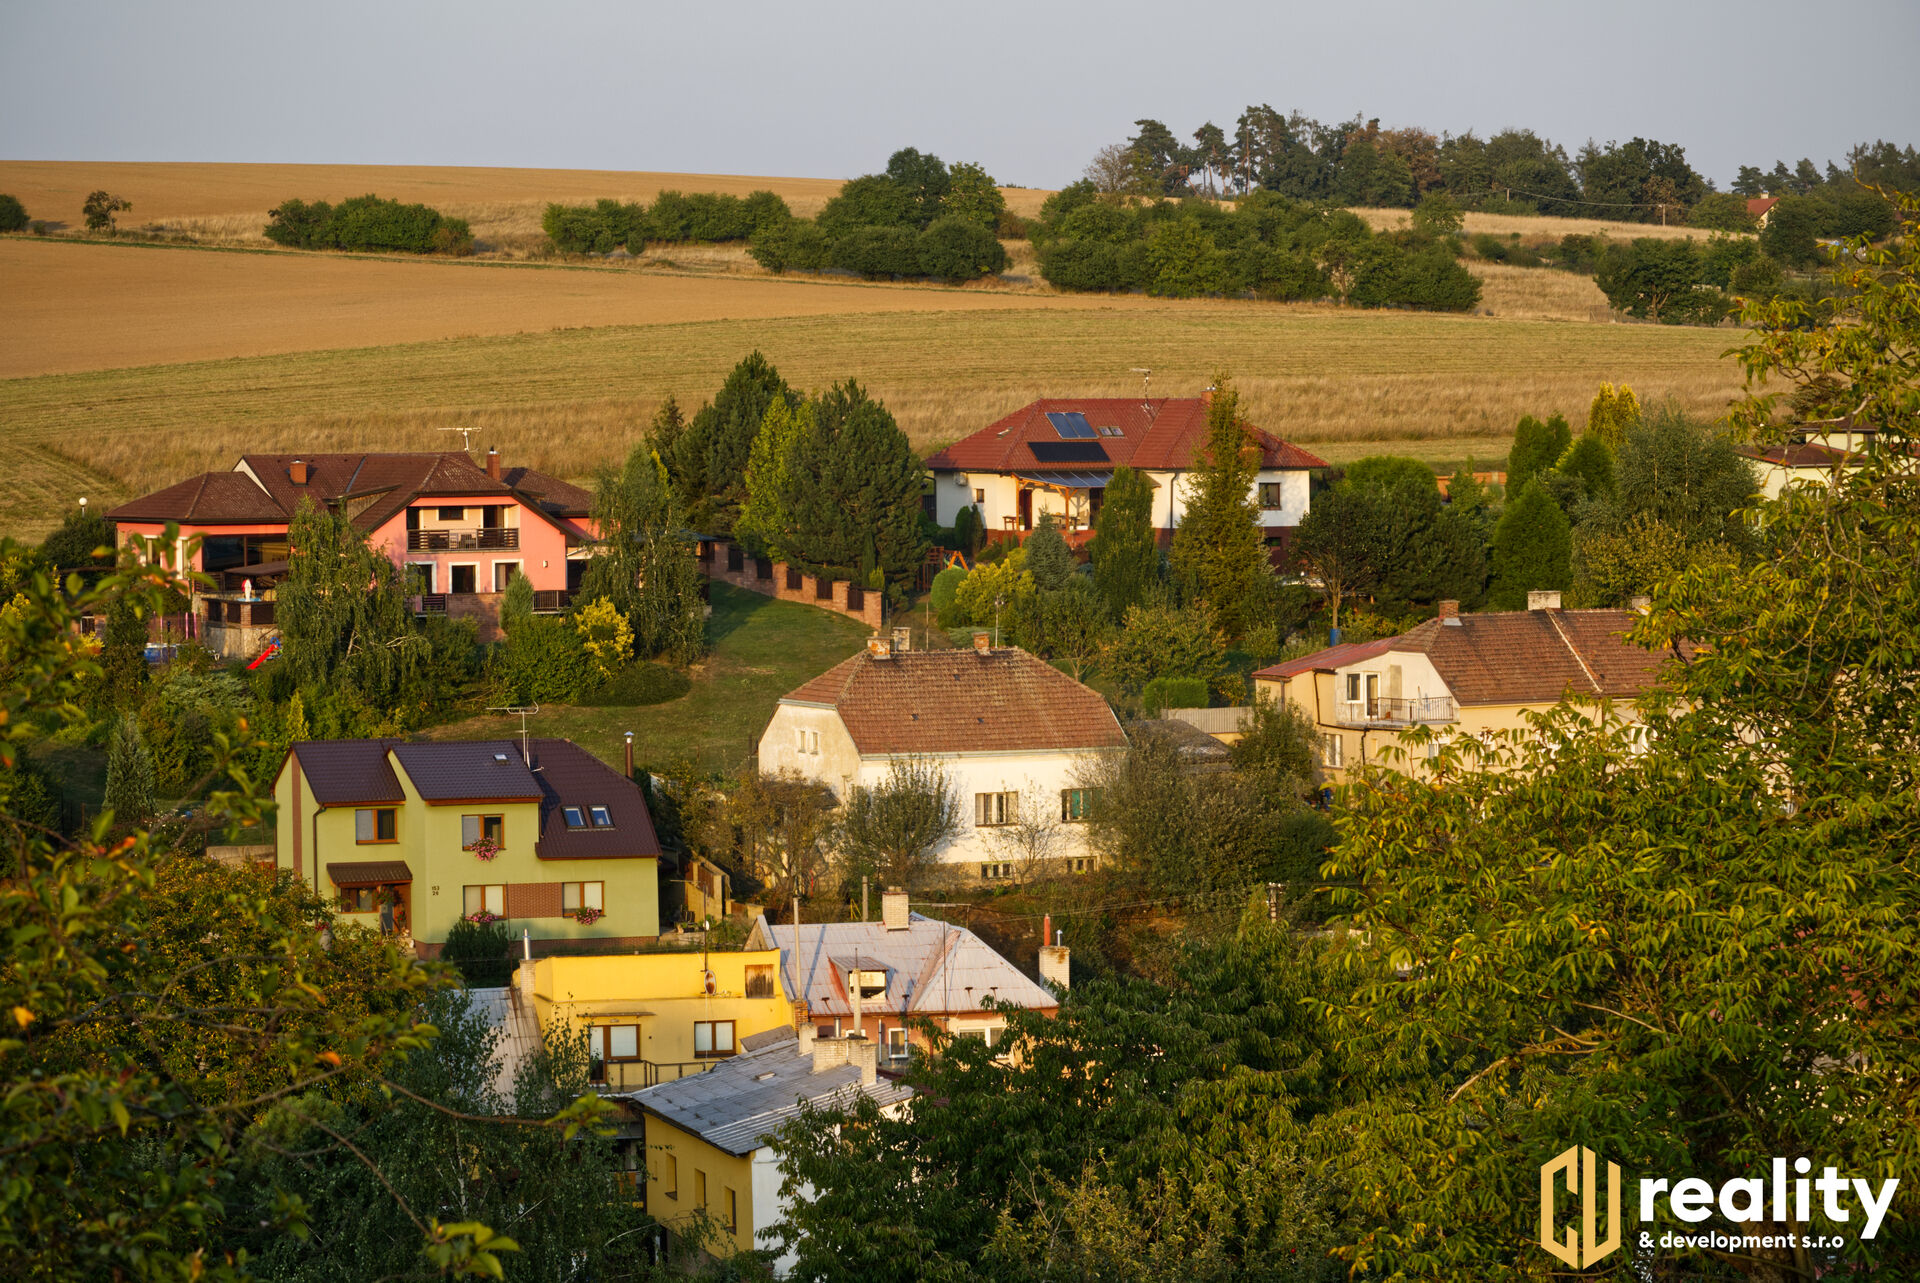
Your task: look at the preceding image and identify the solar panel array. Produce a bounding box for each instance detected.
[1028,441,1110,463]
[1045,411,1097,439]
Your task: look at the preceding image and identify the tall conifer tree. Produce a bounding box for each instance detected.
[1488,478,1572,609]
[1089,465,1157,618]
[1169,379,1268,637]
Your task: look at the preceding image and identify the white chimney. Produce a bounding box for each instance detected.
[867,635,892,660]
[1629,595,1651,613]
[796,1022,816,1055]
[881,887,910,931]
[1039,931,1070,993]
[848,967,863,1036]
[1527,590,1563,612]
[972,630,991,654]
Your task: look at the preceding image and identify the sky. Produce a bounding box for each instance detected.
[3,0,1915,189]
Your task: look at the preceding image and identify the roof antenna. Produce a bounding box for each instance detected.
[1129,368,1154,420]
[438,426,480,454]
[487,703,541,765]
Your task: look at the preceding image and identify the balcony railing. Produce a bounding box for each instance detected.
[531,589,571,614]
[588,1058,715,1093]
[407,528,519,551]
[1336,696,1455,726]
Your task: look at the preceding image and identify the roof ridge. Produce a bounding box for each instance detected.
[1542,609,1604,693]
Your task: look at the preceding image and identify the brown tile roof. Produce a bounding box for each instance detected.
[290,740,406,806]
[106,472,285,524]
[1253,638,1397,681]
[782,647,1127,756]
[391,741,543,803]
[327,860,413,885]
[1392,609,1669,705]
[923,398,1326,476]
[1734,442,1853,468]
[528,738,662,860]
[503,467,595,517]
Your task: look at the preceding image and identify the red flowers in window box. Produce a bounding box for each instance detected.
[469,836,500,863]
[572,907,605,925]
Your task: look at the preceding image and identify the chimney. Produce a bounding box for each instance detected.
[891,626,912,654]
[811,1033,876,1084]
[516,954,537,1006]
[485,447,501,481]
[1437,600,1459,620]
[881,887,910,931]
[1038,936,1071,993]
[972,630,991,655]
[1629,595,1651,614]
[289,459,308,486]
[848,968,863,1035]
[1527,590,1563,612]
[867,635,892,660]
[796,1022,816,1056]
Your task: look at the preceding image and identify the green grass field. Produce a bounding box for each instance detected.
[0,304,1743,541]
[423,582,870,776]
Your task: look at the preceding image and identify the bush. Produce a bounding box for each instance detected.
[1688,192,1757,232]
[265,194,470,254]
[930,565,968,625]
[1141,675,1209,715]
[0,194,28,233]
[491,615,593,704]
[576,662,692,707]
[441,918,512,987]
[831,225,922,278]
[1349,240,1483,311]
[749,217,833,272]
[915,217,1008,280]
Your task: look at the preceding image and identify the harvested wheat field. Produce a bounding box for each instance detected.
[0,303,1743,540]
[1351,206,1718,242]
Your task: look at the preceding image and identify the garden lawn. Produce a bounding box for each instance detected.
[424,583,870,776]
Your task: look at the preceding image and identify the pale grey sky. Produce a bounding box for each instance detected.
[3,0,1914,188]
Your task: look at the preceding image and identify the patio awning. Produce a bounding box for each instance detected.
[1011,470,1140,491]
[326,860,413,887]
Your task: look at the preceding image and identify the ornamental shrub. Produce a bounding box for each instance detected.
[1141,675,1209,715]
[831,225,922,278]
[915,216,1008,281]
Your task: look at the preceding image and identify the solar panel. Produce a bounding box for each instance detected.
[1028,441,1110,463]
[1045,411,1097,439]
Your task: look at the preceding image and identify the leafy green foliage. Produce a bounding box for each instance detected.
[1021,515,1075,591]
[82,189,130,232]
[929,565,968,625]
[264,194,472,254]
[1686,190,1758,231]
[915,216,1009,281]
[1340,456,1436,493]
[581,440,708,665]
[1487,477,1571,608]
[1140,675,1208,714]
[1594,237,1727,323]
[1608,407,1758,546]
[498,568,533,632]
[103,711,156,827]
[0,193,27,232]
[1088,466,1157,618]
[680,350,796,528]
[1103,597,1226,695]
[1553,432,1616,501]
[439,918,513,987]
[835,756,962,891]
[37,505,115,571]
[1289,485,1390,633]
[1505,411,1572,494]
[1169,381,1269,638]
[778,381,930,590]
[489,613,592,704]
[737,395,810,558]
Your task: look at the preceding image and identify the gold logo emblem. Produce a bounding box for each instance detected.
[1540,1145,1621,1267]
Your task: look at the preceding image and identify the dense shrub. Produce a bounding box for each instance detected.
[0,194,28,233]
[915,217,1008,280]
[1347,240,1482,311]
[264,194,471,255]
[490,615,593,704]
[1469,232,1542,266]
[748,216,833,272]
[930,565,968,626]
[831,225,922,277]
[440,919,512,986]
[544,190,791,255]
[1141,675,1210,715]
[576,662,692,707]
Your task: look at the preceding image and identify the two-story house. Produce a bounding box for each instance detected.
[758,634,1128,880]
[272,737,661,956]
[1255,596,1678,780]
[922,395,1325,557]
[108,448,596,653]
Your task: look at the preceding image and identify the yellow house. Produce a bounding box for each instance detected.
[631,1027,912,1274]
[272,737,661,955]
[1254,597,1673,782]
[515,948,798,1092]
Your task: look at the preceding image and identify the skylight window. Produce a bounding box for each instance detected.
[590,806,613,828]
[562,806,586,829]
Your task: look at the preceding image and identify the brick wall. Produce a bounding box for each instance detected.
[698,540,885,630]
[504,881,563,918]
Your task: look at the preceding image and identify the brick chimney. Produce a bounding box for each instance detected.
[867,635,892,660]
[972,630,991,654]
[289,459,308,486]
[1437,599,1459,620]
[1527,590,1563,611]
[881,887,910,931]
[485,447,501,481]
[1629,595,1651,613]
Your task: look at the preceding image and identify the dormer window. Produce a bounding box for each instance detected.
[590,806,613,828]
[562,806,586,829]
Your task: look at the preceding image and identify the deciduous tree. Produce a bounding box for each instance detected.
[836,756,962,892]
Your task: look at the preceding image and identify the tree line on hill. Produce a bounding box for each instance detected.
[541,188,793,253]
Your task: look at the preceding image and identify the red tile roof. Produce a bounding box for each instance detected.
[783,647,1127,756]
[1253,638,1397,681]
[1735,442,1853,468]
[1746,197,1779,217]
[924,398,1326,475]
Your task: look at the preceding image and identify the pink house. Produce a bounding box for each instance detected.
[108,449,599,653]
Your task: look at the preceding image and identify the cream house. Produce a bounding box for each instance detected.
[1254,596,1677,780]
[758,635,1128,880]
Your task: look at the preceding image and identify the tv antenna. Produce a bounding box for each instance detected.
[487,703,541,764]
[1129,368,1154,418]
[438,426,481,454]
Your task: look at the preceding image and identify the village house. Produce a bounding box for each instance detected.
[272,737,661,956]
[759,634,1128,880]
[1255,596,1678,780]
[922,395,1325,556]
[107,449,596,654]
[1733,417,1872,500]
[745,887,1063,1060]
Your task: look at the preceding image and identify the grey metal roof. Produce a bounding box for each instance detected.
[759,913,1059,1020]
[626,1035,913,1157]
[467,984,543,1104]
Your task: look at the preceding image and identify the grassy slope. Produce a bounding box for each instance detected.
[423,583,869,776]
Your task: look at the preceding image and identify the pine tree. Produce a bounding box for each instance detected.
[1089,466,1156,618]
[1022,513,1075,591]
[1506,412,1572,496]
[1169,380,1268,637]
[1555,434,1616,501]
[781,382,927,588]
[736,396,809,559]
[582,444,707,664]
[684,352,794,532]
[93,594,150,713]
[285,689,310,744]
[104,713,156,828]
[1488,478,1572,609]
[498,570,534,633]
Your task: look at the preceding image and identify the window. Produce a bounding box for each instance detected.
[974,791,1018,827]
[461,814,504,849]
[449,564,477,595]
[1320,734,1344,769]
[974,487,985,504]
[693,1020,736,1058]
[660,1152,678,1200]
[794,728,820,755]
[1344,673,1363,704]
[561,881,604,914]
[723,1187,738,1233]
[462,884,505,917]
[1069,856,1094,874]
[355,807,397,843]
[589,805,613,828]
[492,561,521,592]
[886,1027,908,1060]
[437,506,465,521]
[1257,481,1285,509]
[980,862,1011,881]
[744,964,775,999]
[1060,788,1094,822]
[338,886,377,913]
[695,1170,707,1210]
[408,562,435,594]
[594,1024,639,1061]
[562,806,586,829]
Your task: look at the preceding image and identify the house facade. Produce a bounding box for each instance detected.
[1255,597,1676,781]
[758,635,1128,879]
[745,888,1061,1062]
[922,396,1325,553]
[272,737,661,956]
[107,449,597,652]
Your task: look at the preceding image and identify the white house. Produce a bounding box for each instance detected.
[922,395,1325,559]
[758,635,1128,880]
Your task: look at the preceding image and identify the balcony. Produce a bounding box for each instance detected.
[1336,696,1455,726]
[589,1058,715,1093]
[407,527,519,551]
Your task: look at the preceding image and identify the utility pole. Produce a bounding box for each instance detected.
[862,876,869,922]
